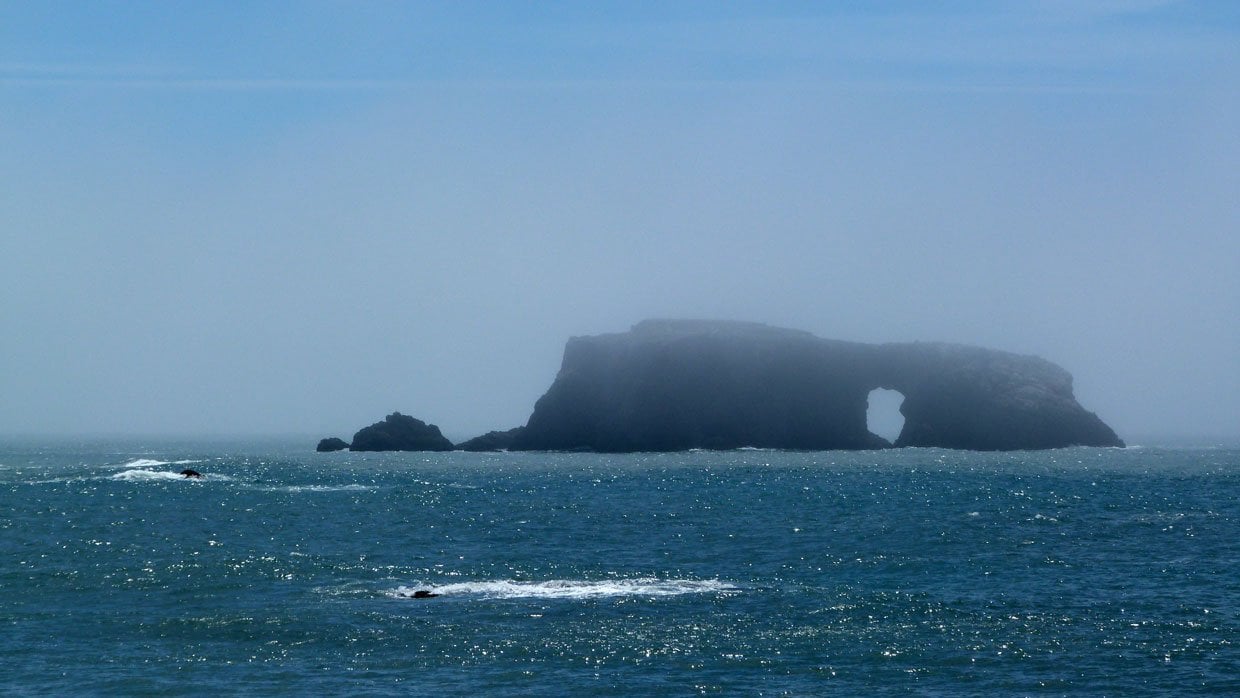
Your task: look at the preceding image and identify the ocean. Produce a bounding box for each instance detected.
[2,439,1237,695]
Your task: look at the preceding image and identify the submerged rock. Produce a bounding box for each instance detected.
[510,320,1123,453]
[456,427,526,452]
[349,412,454,452]
[315,437,349,452]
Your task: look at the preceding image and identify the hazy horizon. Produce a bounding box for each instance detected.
[3,2,1237,443]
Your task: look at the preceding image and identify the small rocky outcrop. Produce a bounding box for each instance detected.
[349,412,454,452]
[510,320,1123,452]
[316,437,349,452]
[456,427,526,452]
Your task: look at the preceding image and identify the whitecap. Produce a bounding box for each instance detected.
[109,469,226,482]
[389,578,739,600]
[255,484,376,493]
[111,469,193,482]
[110,458,203,469]
[116,458,171,468]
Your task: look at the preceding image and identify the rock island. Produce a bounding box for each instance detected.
[319,320,1124,453]
[508,320,1123,452]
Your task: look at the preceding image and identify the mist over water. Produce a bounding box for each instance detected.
[3,8,1237,697]
[1,4,1237,442]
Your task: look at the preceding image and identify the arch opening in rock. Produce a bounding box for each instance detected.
[866,388,906,445]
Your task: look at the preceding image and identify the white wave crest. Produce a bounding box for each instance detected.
[111,469,191,481]
[112,458,203,469]
[270,484,376,493]
[26,477,85,485]
[390,578,739,600]
[109,469,224,482]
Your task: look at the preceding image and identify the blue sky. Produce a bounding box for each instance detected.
[2,2,1237,440]
[6,2,1236,82]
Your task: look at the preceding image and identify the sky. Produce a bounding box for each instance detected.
[2,1,1237,442]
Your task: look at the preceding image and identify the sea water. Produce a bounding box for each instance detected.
[1,439,1237,695]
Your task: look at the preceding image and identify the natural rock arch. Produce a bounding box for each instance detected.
[509,320,1123,452]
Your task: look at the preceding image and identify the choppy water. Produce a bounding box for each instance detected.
[2,439,1237,695]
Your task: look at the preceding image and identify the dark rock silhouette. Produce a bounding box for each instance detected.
[510,320,1123,452]
[180,469,203,478]
[349,412,454,452]
[405,589,440,599]
[457,427,526,452]
[316,437,349,452]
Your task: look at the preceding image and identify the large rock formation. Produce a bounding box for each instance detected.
[510,320,1123,452]
[456,427,526,452]
[349,412,454,452]
[316,437,349,452]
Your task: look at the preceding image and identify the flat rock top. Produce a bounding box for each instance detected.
[516,319,1122,451]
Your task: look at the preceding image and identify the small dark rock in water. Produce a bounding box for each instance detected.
[349,412,454,452]
[407,590,439,599]
[456,427,526,452]
[180,469,203,478]
[316,437,349,452]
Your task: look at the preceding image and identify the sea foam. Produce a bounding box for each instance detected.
[111,458,203,469]
[263,484,376,493]
[109,469,227,482]
[111,469,194,482]
[391,578,739,600]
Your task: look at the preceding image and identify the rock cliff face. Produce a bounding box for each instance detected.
[349,412,454,452]
[511,320,1123,452]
